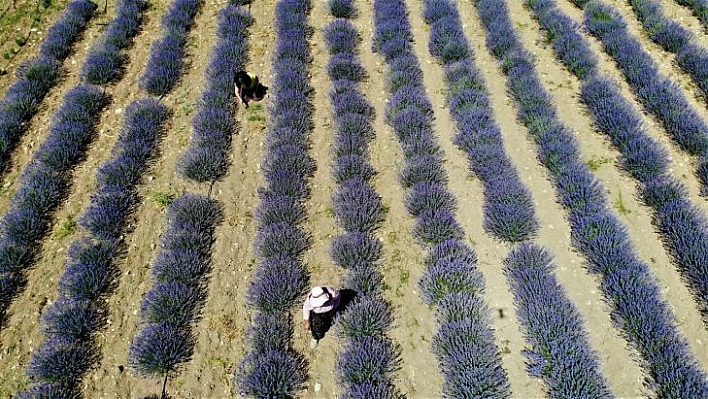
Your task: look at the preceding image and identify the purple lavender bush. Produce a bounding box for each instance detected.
[57,238,120,301]
[39,0,97,60]
[177,5,252,182]
[246,255,309,312]
[504,243,612,397]
[0,56,62,173]
[129,322,196,378]
[139,0,201,96]
[329,0,355,18]
[323,19,359,54]
[129,195,221,392]
[332,178,385,233]
[81,0,147,84]
[330,232,383,269]
[14,382,79,399]
[237,348,308,398]
[26,336,99,384]
[338,336,401,385]
[40,298,106,341]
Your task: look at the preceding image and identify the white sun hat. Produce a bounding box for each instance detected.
[309,286,331,308]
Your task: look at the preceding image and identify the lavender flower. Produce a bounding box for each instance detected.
[330,232,383,269]
[337,336,401,385]
[129,322,195,378]
[26,336,99,383]
[336,297,394,339]
[40,298,106,340]
[236,348,308,398]
[246,255,309,312]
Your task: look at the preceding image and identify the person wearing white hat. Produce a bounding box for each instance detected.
[303,286,341,349]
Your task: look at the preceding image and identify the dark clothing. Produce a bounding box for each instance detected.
[236,71,258,90]
[309,309,336,340]
[235,71,268,108]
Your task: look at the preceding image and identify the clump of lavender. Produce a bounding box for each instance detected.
[235,0,314,395]
[139,0,202,96]
[80,0,148,84]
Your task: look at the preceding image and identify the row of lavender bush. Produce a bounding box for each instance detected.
[235,0,314,396]
[625,0,708,99]
[0,0,96,175]
[80,0,147,85]
[0,84,109,327]
[569,0,708,195]
[422,0,612,396]
[425,2,538,242]
[475,0,708,395]
[177,2,252,183]
[18,98,169,397]
[373,0,511,396]
[128,194,222,395]
[323,2,402,396]
[139,0,201,97]
[528,0,708,329]
[504,243,614,397]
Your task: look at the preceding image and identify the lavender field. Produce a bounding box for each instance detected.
[0,0,707,397]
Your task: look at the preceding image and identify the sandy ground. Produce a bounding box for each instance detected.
[0,0,707,397]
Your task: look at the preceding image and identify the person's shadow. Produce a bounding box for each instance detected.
[337,288,357,313]
[321,289,358,338]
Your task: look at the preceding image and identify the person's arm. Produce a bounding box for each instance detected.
[303,298,312,330]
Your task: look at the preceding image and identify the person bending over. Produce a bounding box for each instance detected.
[235,71,267,108]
